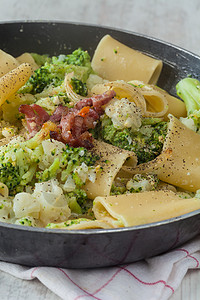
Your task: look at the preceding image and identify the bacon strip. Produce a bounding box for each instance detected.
[19,104,50,137]
[19,90,116,148]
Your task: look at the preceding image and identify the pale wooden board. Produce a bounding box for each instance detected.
[0,0,200,299]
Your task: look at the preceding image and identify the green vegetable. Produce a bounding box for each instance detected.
[67,188,88,213]
[51,48,91,68]
[0,162,21,195]
[19,49,92,95]
[94,116,168,164]
[0,128,100,197]
[36,157,60,182]
[176,78,200,116]
[71,77,88,96]
[60,145,99,181]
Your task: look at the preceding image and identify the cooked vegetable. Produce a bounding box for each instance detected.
[176,78,200,116]
[20,49,92,95]
[0,124,99,201]
[176,78,200,131]
[93,115,168,164]
[126,174,159,193]
[71,77,88,96]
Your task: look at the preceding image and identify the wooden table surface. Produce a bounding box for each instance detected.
[0,0,200,299]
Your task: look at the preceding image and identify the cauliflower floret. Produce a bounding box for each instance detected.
[39,139,65,170]
[105,98,142,130]
[13,179,71,226]
[86,74,108,91]
[13,192,40,219]
[34,179,71,225]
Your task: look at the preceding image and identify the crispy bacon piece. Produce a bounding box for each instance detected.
[74,90,116,114]
[74,98,93,110]
[83,108,99,129]
[19,104,50,137]
[19,90,116,149]
[49,105,69,123]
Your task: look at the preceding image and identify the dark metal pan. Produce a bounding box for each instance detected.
[0,21,200,269]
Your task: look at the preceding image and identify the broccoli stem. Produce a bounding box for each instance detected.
[176,78,200,116]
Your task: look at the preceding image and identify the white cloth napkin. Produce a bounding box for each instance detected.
[0,236,200,300]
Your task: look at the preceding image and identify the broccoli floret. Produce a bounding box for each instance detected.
[96,116,168,164]
[176,78,200,116]
[20,63,91,95]
[36,157,60,182]
[52,48,91,68]
[19,64,66,94]
[176,78,200,132]
[71,77,88,96]
[61,145,99,170]
[0,162,21,195]
[19,49,92,95]
[67,188,89,214]
[69,188,87,207]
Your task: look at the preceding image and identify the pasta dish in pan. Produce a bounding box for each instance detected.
[0,34,199,229]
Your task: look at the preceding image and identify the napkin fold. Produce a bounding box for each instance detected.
[0,236,200,300]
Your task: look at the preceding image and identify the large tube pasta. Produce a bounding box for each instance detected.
[154,86,187,119]
[129,80,186,118]
[91,80,168,117]
[16,53,39,71]
[84,140,137,199]
[93,190,200,227]
[0,50,19,77]
[91,35,163,84]
[124,115,200,192]
[0,63,32,106]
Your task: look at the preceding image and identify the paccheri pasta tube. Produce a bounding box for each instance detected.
[128,80,187,119]
[84,140,137,199]
[0,63,32,106]
[91,35,163,84]
[123,115,200,192]
[91,80,169,118]
[93,190,200,227]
